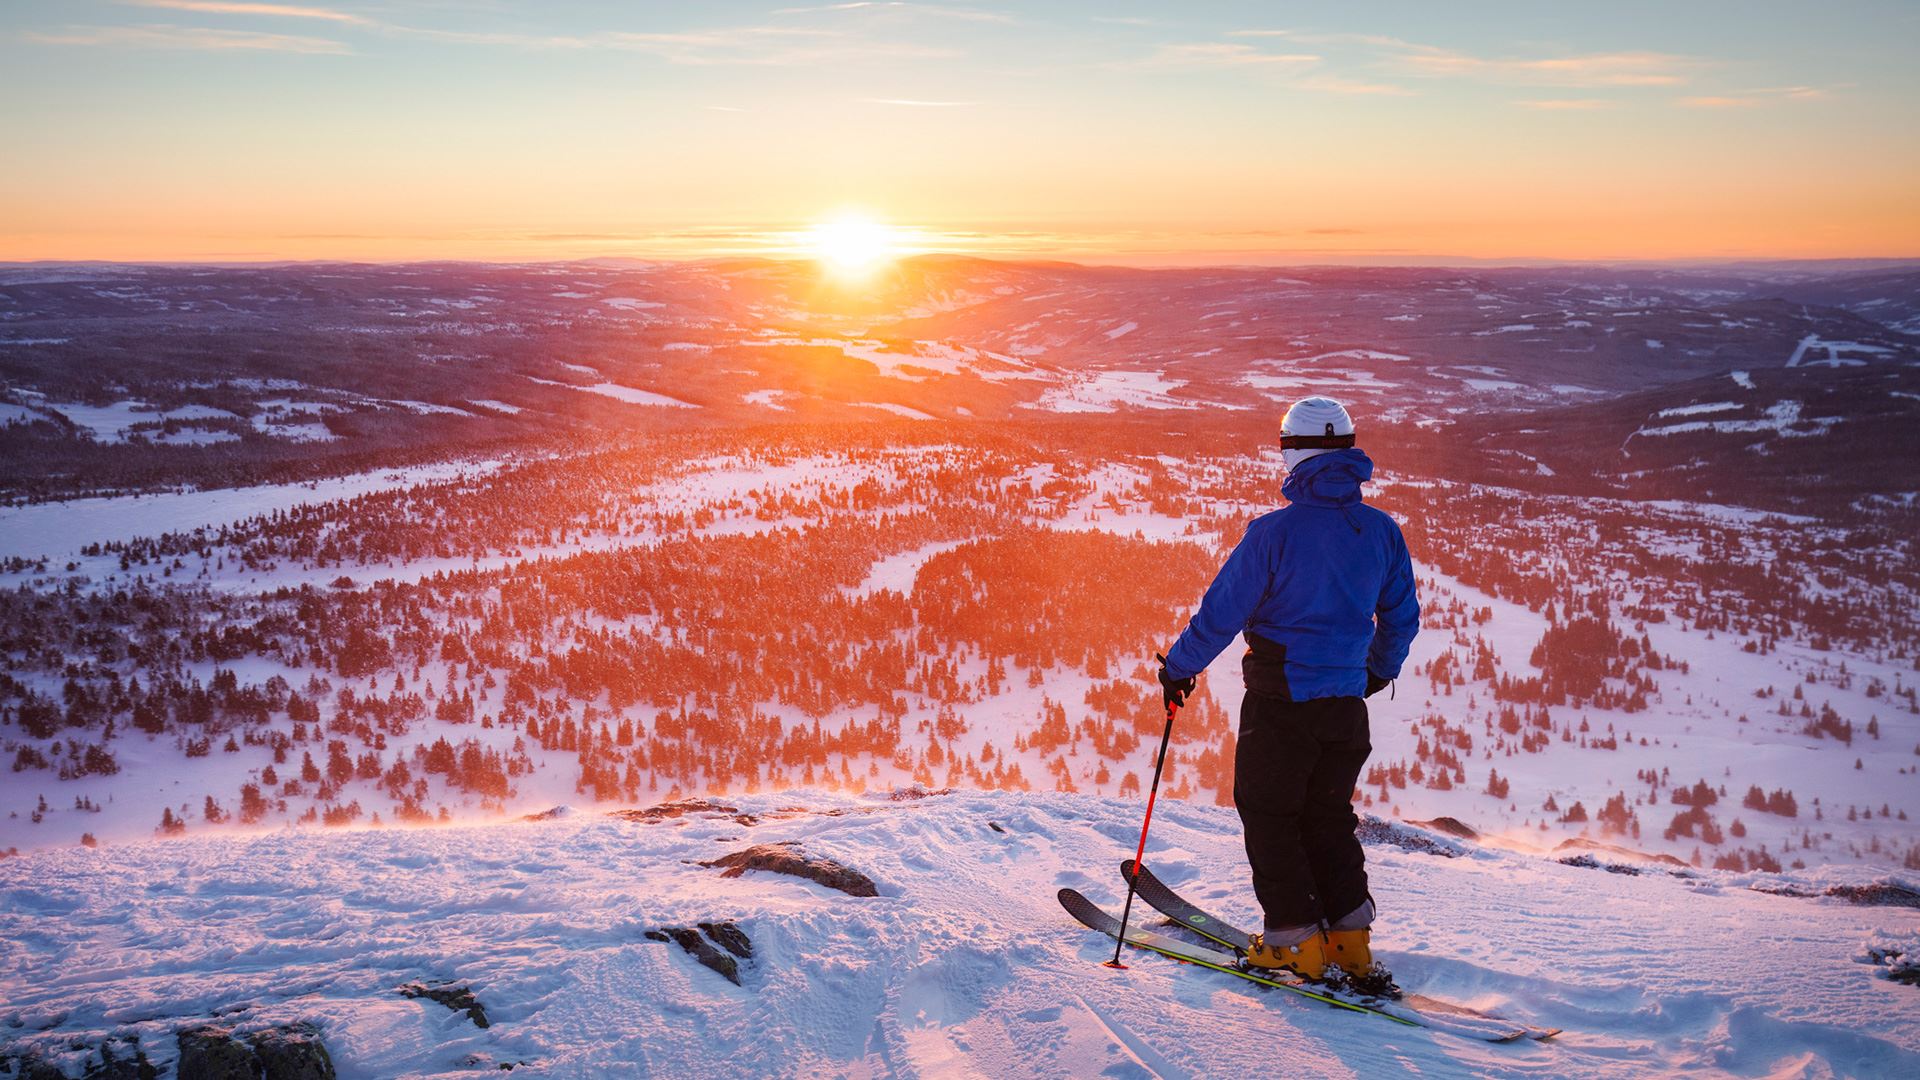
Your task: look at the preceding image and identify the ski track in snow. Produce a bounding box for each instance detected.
[2,790,1917,1079]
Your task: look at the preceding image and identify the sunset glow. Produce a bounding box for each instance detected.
[806,214,899,277]
[0,2,1914,264]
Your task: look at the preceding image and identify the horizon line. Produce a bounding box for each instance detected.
[5,252,1918,273]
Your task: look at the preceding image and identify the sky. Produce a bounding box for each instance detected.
[1,0,1916,265]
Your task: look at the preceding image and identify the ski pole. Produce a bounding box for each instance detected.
[1106,696,1180,969]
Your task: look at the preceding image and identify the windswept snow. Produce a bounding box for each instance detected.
[1024,371,1202,414]
[0,459,507,562]
[527,377,700,408]
[38,400,241,443]
[1787,336,1894,369]
[1633,400,1838,439]
[852,402,937,420]
[1656,402,1742,419]
[2,791,1916,1079]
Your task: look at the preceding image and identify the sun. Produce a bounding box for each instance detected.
[806,214,898,277]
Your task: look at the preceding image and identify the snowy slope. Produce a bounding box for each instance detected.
[3,789,1918,1079]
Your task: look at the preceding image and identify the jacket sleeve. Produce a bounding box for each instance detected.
[1366,522,1420,679]
[1163,522,1272,681]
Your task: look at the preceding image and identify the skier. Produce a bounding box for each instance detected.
[1156,397,1419,988]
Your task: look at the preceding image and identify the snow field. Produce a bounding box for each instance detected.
[2,790,1916,1078]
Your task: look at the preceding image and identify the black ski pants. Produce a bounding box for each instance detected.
[1233,691,1372,930]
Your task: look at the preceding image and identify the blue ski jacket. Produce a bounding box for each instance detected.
[1163,449,1420,700]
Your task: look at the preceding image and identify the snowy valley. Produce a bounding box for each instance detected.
[3,258,1919,1078]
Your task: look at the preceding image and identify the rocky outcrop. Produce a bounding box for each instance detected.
[698,842,878,897]
[398,982,491,1028]
[647,921,753,986]
[176,1023,332,1080]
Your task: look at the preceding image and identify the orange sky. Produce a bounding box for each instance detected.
[2,2,1916,264]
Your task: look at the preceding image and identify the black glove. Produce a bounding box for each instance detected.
[1156,652,1196,712]
[1364,672,1391,698]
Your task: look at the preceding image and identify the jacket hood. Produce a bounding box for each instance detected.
[1281,447,1373,507]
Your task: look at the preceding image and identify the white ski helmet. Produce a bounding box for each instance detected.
[1280,397,1356,471]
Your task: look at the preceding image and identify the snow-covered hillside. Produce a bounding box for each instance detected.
[4,789,1918,1079]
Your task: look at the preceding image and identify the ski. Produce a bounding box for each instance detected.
[1058,888,1534,1043]
[1119,860,1561,1041]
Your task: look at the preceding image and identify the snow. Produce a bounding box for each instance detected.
[852,402,937,420]
[601,297,664,311]
[1656,402,1742,419]
[386,400,476,418]
[467,400,524,415]
[39,400,242,443]
[3,789,1916,1078]
[1787,336,1894,369]
[527,377,700,408]
[0,402,46,424]
[1023,371,1203,414]
[743,389,792,410]
[150,428,240,446]
[1103,321,1138,340]
[1243,371,1398,395]
[1267,349,1411,365]
[1472,324,1537,336]
[1730,371,1757,390]
[1632,400,1837,440]
[844,540,971,598]
[0,459,507,562]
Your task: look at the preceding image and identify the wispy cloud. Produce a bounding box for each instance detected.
[772,2,1012,23]
[1398,49,1693,87]
[1678,85,1833,108]
[383,23,954,65]
[705,105,748,112]
[1230,29,1697,89]
[1142,42,1319,68]
[25,24,350,53]
[860,97,978,106]
[1229,29,1424,50]
[1296,74,1410,96]
[1515,98,1615,110]
[117,1,368,23]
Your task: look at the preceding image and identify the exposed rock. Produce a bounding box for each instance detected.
[1753,882,1920,908]
[4,1036,155,1080]
[399,982,491,1029]
[247,1025,333,1080]
[176,1023,333,1080]
[176,1026,256,1080]
[698,842,878,897]
[4,1051,71,1080]
[610,799,760,827]
[1559,854,1642,876]
[1553,837,1689,868]
[697,921,753,959]
[83,1036,157,1080]
[884,786,953,802]
[648,928,740,985]
[1356,817,1462,858]
[1408,816,1479,840]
